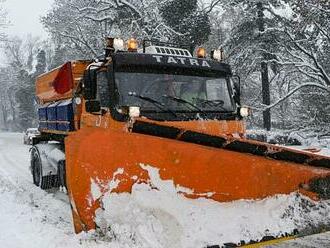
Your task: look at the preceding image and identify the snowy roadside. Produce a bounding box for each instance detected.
[0,133,329,248]
[246,128,330,150]
[0,133,75,247]
[0,133,111,248]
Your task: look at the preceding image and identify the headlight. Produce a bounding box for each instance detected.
[113,38,125,51]
[105,37,125,51]
[240,106,251,117]
[211,47,224,61]
[129,106,140,118]
[74,97,82,105]
[211,49,221,61]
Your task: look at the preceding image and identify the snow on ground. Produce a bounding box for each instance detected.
[246,128,330,149]
[0,132,329,248]
[0,133,109,248]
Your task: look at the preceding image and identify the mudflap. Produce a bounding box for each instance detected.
[65,127,330,233]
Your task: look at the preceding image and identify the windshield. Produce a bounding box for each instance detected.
[115,72,235,114]
[27,129,39,134]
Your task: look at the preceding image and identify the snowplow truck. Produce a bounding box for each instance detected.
[31,38,330,234]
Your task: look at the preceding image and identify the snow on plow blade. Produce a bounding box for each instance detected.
[65,121,330,233]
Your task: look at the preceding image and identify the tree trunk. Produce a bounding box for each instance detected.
[257,2,271,131]
[261,61,271,130]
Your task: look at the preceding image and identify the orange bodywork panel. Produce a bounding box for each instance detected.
[36,61,90,104]
[65,126,330,233]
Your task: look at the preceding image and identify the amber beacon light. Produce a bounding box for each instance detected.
[127,38,138,52]
[197,47,206,58]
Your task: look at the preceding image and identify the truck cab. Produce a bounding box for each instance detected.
[82,39,247,137]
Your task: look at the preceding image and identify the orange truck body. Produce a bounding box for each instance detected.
[36,61,90,104]
[35,60,330,234]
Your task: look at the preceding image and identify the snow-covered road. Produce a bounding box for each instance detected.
[0,133,111,248]
[0,132,329,248]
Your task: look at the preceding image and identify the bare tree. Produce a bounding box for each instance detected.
[42,0,180,59]
[0,0,8,42]
[0,36,41,130]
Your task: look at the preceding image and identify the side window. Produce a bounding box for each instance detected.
[206,78,232,109]
[96,70,110,107]
[206,79,222,100]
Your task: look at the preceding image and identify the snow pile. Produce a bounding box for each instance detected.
[247,128,330,149]
[92,165,330,248]
[0,174,78,248]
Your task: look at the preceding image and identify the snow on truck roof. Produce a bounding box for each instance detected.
[142,45,192,57]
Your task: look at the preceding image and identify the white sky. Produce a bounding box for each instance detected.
[3,0,54,38]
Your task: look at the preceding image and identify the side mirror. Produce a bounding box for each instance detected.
[85,100,101,113]
[232,75,241,105]
[83,69,97,100]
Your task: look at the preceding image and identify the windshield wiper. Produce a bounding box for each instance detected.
[193,98,227,112]
[162,95,207,116]
[128,92,177,117]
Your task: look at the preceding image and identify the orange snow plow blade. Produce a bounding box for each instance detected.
[65,121,330,233]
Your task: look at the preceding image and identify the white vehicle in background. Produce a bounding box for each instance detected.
[23,128,40,145]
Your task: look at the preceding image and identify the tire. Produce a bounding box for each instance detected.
[30,147,59,190]
[58,160,66,188]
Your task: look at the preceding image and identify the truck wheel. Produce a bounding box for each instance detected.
[30,147,58,190]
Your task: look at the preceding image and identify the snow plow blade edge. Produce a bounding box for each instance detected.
[65,121,330,233]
